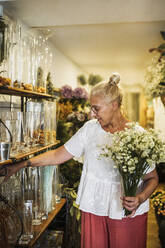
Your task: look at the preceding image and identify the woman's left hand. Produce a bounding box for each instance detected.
[121,169,159,217]
[121,195,141,217]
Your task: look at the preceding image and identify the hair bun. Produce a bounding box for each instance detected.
[108,72,120,86]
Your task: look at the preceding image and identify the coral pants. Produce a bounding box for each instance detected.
[81,211,148,248]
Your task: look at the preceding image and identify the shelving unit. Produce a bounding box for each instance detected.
[0,85,60,170]
[17,198,67,248]
[0,85,67,248]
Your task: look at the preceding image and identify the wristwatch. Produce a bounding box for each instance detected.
[26,159,32,167]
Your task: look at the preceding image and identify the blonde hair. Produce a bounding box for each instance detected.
[90,72,123,107]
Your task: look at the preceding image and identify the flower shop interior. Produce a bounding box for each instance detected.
[0,0,165,247]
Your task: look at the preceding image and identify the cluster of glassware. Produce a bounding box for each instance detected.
[0,101,57,159]
[0,16,55,93]
[0,165,62,245]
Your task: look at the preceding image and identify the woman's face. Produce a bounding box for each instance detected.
[90,94,116,128]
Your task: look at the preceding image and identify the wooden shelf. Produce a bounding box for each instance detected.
[18,198,66,247]
[0,141,60,168]
[11,141,60,160]
[0,86,60,99]
[0,159,12,167]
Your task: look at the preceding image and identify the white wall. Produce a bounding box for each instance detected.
[52,46,85,88]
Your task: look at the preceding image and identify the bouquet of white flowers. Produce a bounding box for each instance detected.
[100,122,165,216]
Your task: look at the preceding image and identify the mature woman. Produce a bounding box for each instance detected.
[5,73,158,248]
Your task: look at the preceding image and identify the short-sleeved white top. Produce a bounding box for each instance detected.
[64,119,155,219]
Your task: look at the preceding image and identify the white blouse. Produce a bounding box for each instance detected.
[64,119,155,219]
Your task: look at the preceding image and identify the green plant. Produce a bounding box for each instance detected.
[77,75,86,86]
[57,92,88,206]
[88,74,103,86]
[77,73,102,87]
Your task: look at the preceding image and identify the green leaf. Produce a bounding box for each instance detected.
[76,209,81,221]
[70,206,74,216]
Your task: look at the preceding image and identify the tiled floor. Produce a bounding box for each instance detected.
[147,184,164,248]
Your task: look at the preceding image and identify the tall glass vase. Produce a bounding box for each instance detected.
[53,165,61,204]
[19,200,33,245]
[21,167,32,202]
[21,167,42,225]
[41,166,54,218]
[31,167,42,226]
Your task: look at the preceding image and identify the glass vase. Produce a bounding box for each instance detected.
[19,200,33,244]
[31,167,42,226]
[41,166,54,217]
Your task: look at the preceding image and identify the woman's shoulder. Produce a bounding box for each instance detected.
[83,118,98,128]
[79,119,99,136]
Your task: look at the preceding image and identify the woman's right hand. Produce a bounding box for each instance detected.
[3,161,26,182]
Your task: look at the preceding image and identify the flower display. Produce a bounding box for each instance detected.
[58,101,73,120]
[61,85,89,100]
[61,85,73,99]
[151,190,165,217]
[73,87,88,100]
[57,85,89,187]
[57,85,90,246]
[145,54,165,100]
[58,85,89,121]
[100,122,165,216]
[67,111,88,124]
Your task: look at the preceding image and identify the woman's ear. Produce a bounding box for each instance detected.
[111,100,118,110]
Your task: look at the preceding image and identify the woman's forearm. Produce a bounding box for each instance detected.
[28,145,73,167]
[4,145,73,181]
[138,169,159,204]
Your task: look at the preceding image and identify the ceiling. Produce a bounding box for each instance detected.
[1,0,165,85]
